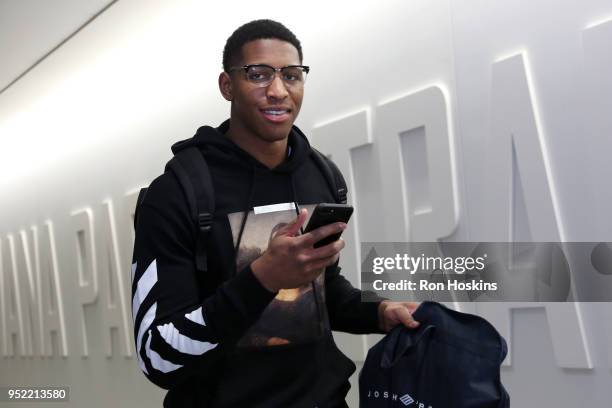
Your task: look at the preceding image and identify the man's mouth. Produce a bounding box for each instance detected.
[260,107,291,123]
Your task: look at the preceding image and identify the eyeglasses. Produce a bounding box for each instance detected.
[228,64,310,88]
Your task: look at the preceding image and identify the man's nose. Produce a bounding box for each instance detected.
[266,74,289,100]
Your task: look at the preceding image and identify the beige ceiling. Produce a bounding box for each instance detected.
[0,0,116,93]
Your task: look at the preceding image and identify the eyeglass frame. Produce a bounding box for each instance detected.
[227,64,310,87]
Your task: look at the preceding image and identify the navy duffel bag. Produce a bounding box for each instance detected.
[359,301,510,407]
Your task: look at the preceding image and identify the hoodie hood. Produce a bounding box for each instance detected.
[171,119,311,174]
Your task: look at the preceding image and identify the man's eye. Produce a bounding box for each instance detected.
[283,69,303,82]
[248,72,265,80]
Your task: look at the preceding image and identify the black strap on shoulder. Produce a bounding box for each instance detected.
[165,147,215,273]
[133,187,149,229]
[311,148,348,204]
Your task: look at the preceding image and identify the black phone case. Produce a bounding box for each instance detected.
[303,203,354,248]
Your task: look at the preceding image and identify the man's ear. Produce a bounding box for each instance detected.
[218,72,233,101]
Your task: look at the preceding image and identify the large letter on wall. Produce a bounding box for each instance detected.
[478,303,592,369]
[582,18,612,369]
[310,110,372,288]
[0,238,6,355]
[0,238,3,354]
[33,222,68,357]
[1,235,25,356]
[486,53,562,241]
[484,53,591,369]
[583,19,612,238]
[0,238,2,355]
[71,208,98,357]
[375,86,457,241]
[98,199,132,358]
[310,109,372,362]
[124,189,141,252]
[15,229,39,356]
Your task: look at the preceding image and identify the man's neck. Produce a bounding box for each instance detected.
[225,122,289,169]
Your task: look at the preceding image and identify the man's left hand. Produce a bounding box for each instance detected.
[377,301,421,332]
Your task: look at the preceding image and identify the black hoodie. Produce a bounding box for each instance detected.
[131,120,385,407]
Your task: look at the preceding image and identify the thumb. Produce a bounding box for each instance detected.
[282,208,308,237]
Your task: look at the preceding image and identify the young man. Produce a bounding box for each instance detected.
[131,19,419,407]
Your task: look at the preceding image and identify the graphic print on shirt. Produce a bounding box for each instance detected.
[228,203,329,349]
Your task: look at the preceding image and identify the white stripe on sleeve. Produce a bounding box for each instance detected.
[145,330,183,373]
[184,306,206,326]
[156,322,218,355]
[132,259,157,321]
[136,302,157,374]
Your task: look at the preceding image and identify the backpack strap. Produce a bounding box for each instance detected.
[165,147,215,273]
[311,148,348,204]
[133,187,149,230]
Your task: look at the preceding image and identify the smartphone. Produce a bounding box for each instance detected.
[303,203,354,248]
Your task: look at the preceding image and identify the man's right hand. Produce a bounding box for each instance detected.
[251,208,347,293]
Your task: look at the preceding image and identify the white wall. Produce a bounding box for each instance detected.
[1,0,611,406]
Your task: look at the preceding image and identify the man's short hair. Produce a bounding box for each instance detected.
[222,19,303,72]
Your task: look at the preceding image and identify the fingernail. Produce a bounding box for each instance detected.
[410,321,419,328]
[339,223,347,230]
